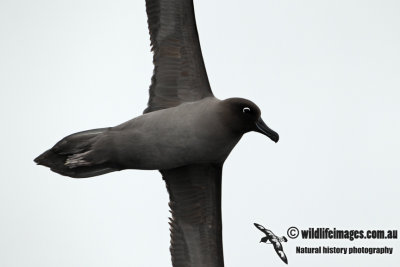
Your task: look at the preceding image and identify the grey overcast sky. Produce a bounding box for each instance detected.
[1,0,399,266]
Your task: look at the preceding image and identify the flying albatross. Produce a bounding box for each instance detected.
[35,0,279,266]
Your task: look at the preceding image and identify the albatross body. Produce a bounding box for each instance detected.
[111,97,242,170]
[35,0,279,266]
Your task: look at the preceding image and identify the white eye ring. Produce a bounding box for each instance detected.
[243,107,251,113]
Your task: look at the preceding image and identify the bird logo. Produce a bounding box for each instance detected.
[254,223,288,264]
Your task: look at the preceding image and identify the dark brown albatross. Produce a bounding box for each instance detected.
[34,0,279,266]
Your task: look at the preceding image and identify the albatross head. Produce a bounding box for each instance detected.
[220,98,279,143]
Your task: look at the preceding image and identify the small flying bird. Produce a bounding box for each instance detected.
[254,223,288,264]
[34,0,280,266]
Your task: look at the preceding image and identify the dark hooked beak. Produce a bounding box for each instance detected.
[255,117,279,143]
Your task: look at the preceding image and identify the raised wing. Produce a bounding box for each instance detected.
[254,223,275,236]
[144,0,213,113]
[161,164,224,267]
[254,223,267,233]
[272,241,288,264]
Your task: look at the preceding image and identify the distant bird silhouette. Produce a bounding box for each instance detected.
[34,0,279,266]
[254,223,288,264]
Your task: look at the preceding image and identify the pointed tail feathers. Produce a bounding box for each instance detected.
[34,128,119,178]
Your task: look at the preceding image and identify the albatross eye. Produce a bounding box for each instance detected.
[243,107,251,113]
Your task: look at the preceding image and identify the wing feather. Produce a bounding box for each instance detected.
[273,241,288,264]
[161,164,224,267]
[144,0,213,113]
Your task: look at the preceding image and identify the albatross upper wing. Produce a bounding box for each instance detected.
[161,164,224,267]
[144,0,213,113]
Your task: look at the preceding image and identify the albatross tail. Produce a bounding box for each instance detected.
[34,128,119,178]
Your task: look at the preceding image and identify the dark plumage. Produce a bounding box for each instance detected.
[144,0,212,113]
[35,0,279,266]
